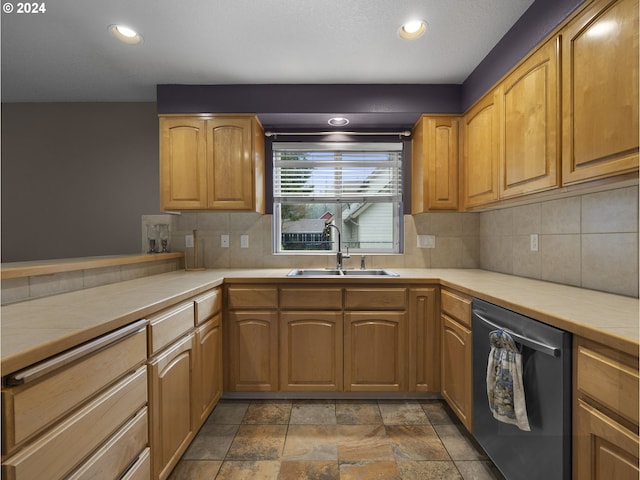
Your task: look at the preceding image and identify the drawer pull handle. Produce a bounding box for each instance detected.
[5,319,148,386]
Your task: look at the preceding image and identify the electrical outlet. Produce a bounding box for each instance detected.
[530,234,539,252]
[185,234,194,248]
[221,234,230,248]
[241,235,249,248]
[417,235,435,248]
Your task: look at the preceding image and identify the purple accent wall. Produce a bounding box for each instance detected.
[461,0,585,110]
[157,84,461,127]
[157,83,461,113]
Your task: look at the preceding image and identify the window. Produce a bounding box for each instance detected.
[273,142,403,254]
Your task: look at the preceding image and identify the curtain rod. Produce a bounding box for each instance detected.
[265,131,412,138]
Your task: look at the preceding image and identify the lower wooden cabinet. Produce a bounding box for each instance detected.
[66,407,148,480]
[344,311,407,392]
[148,334,197,480]
[1,321,149,480]
[573,336,639,479]
[226,284,436,394]
[575,400,639,480]
[194,313,223,425]
[440,288,473,431]
[2,367,147,480]
[121,448,151,480]
[409,288,439,392]
[226,310,278,392]
[280,311,343,391]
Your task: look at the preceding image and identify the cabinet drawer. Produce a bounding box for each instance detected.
[121,447,151,480]
[2,366,147,480]
[576,341,639,425]
[280,287,342,310]
[194,288,221,325]
[227,286,278,309]
[345,288,406,310]
[2,323,147,454]
[441,289,471,328]
[66,407,148,480]
[148,302,194,355]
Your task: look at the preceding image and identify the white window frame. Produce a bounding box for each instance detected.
[273,142,404,255]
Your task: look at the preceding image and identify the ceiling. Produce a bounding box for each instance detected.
[2,0,535,106]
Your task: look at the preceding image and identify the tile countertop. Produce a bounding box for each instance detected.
[1,268,638,375]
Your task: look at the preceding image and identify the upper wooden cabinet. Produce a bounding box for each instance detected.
[499,37,560,198]
[561,0,639,185]
[159,117,207,210]
[412,115,460,212]
[458,0,638,209]
[159,114,265,212]
[463,90,501,208]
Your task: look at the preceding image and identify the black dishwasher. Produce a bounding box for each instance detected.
[472,298,572,480]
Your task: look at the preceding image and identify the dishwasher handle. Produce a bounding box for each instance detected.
[472,309,561,358]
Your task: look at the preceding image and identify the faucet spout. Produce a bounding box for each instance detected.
[324,221,350,269]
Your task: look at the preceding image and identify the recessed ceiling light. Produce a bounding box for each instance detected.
[328,117,349,127]
[399,19,427,40]
[109,24,143,45]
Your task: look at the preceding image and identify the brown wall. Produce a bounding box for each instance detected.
[1,103,161,262]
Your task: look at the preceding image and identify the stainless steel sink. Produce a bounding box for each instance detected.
[287,269,344,276]
[287,268,398,277]
[341,269,399,276]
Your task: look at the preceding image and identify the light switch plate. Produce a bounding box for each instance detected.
[240,235,249,248]
[417,235,435,248]
[185,234,194,248]
[221,234,230,248]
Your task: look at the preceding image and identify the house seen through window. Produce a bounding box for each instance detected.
[273,142,403,255]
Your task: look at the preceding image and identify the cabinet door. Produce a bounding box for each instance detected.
[344,311,407,392]
[574,399,640,480]
[279,311,343,392]
[441,314,472,430]
[148,334,196,480]
[206,116,255,210]
[463,90,501,208]
[409,288,439,392]
[159,117,207,210]
[195,314,222,426]
[227,311,278,391]
[562,0,639,185]
[500,37,560,198]
[412,116,459,212]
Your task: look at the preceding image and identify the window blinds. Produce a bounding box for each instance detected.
[273,142,403,202]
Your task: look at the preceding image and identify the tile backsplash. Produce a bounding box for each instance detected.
[169,212,481,271]
[164,185,638,297]
[479,185,638,297]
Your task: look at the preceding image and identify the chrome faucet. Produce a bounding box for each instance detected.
[324,221,350,269]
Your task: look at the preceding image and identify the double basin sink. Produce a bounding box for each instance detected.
[287,268,399,277]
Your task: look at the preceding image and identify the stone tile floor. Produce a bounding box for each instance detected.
[169,399,505,479]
